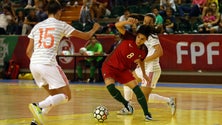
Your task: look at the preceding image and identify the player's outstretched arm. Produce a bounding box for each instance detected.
[71,23,101,40]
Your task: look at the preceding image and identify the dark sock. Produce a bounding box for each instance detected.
[106,84,128,107]
[133,85,149,115]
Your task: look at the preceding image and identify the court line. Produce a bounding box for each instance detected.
[0,80,221,89]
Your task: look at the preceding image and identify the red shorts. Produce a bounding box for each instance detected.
[102,63,135,84]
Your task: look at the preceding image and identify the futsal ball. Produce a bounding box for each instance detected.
[93,105,109,123]
[79,47,87,54]
[86,51,94,56]
[62,50,71,55]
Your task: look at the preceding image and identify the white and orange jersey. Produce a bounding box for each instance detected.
[28,17,75,65]
[144,35,161,72]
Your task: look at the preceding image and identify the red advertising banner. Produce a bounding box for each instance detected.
[5,34,222,72]
[159,34,222,71]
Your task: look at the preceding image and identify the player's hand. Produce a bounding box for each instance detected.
[127,17,138,25]
[134,59,141,65]
[93,23,101,31]
[143,74,151,84]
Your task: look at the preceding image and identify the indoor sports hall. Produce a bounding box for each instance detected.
[1,1,222,124]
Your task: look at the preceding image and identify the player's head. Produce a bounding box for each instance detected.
[135,25,156,46]
[47,0,62,17]
[89,34,98,44]
[143,13,156,26]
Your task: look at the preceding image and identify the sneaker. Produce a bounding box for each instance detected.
[87,78,95,83]
[117,103,134,115]
[29,103,44,124]
[145,112,152,121]
[30,119,38,125]
[168,97,176,115]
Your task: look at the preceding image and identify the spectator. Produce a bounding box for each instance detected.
[204,1,221,33]
[178,0,207,19]
[22,9,39,35]
[76,35,104,82]
[163,7,176,34]
[159,0,177,17]
[79,0,92,25]
[35,0,48,21]
[15,9,25,35]
[89,0,111,21]
[176,0,192,18]
[0,5,14,35]
[0,0,16,18]
[201,1,219,19]
[152,6,164,33]
[198,8,216,33]
[189,0,207,17]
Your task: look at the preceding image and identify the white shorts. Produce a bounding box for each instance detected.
[30,64,69,89]
[135,68,161,88]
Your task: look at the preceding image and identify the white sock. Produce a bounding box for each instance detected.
[39,95,53,115]
[42,106,53,115]
[38,94,68,112]
[123,86,133,102]
[148,93,170,103]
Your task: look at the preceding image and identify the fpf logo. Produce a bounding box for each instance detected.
[58,38,75,64]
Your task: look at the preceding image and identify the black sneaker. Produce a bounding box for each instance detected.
[145,112,152,121]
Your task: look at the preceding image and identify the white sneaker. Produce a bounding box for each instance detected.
[168,97,176,116]
[117,103,134,115]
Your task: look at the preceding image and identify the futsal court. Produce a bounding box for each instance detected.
[0,80,221,125]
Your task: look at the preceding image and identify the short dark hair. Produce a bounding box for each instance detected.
[145,13,156,23]
[137,25,157,38]
[47,0,62,15]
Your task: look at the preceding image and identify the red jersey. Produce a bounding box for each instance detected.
[104,31,147,71]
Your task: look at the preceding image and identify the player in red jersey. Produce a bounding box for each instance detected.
[102,17,156,121]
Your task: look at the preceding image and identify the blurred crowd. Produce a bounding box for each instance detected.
[0,0,222,35]
[78,0,222,34]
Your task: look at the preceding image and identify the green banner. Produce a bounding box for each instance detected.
[0,35,18,68]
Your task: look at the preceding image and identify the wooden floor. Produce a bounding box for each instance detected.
[0,80,222,125]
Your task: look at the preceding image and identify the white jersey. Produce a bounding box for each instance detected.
[28,17,75,65]
[135,35,161,88]
[144,35,161,72]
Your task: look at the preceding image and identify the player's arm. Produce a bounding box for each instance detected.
[144,44,163,62]
[115,17,138,35]
[70,23,101,40]
[134,59,151,83]
[26,38,34,59]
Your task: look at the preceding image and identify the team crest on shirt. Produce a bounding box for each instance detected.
[58,37,75,64]
[128,43,133,48]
